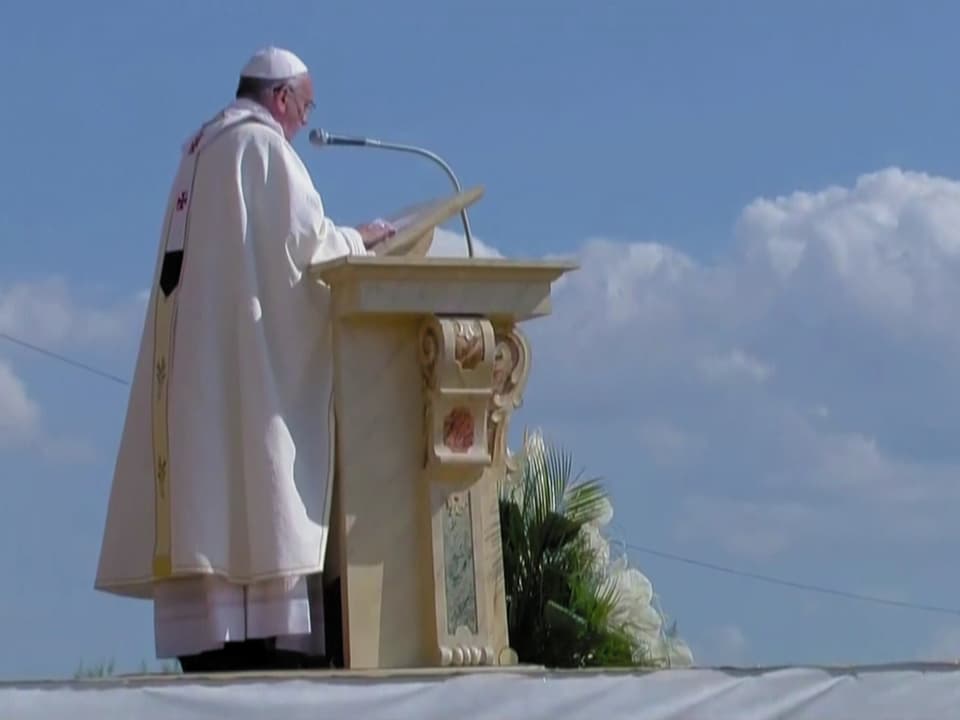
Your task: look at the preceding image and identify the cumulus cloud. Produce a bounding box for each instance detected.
[0,277,145,349]
[0,278,144,460]
[428,227,502,258]
[0,356,99,462]
[516,167,960,559]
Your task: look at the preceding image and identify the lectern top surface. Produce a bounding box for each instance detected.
[308,254,579,283]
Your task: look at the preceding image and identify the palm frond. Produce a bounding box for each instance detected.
[515,437,610,531]
[562,476,610,527]
[498,430,669,669]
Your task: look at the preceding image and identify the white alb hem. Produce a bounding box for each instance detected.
[153,573,325,659]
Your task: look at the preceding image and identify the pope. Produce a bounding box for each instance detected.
[94,47,391,672]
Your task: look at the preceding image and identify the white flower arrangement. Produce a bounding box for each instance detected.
[588,520,694,667]
[512,428,694,668]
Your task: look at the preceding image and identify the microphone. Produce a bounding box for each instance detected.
[308,129,369,147]
[308,128,476,258]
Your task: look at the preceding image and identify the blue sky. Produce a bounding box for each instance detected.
[4,1,960,679]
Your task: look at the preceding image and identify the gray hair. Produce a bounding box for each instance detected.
[235,74,305,102]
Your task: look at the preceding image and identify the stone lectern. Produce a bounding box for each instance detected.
[309,188,575,670]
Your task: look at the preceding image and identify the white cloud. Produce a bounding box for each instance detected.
[0,278,143,461]
[674,496,818,559]
[0,277,145,349]
[734,168,960,347]
[0,359,98,463]
[428,227,502,258]
[515,167,960,559]
[698,349,773,384]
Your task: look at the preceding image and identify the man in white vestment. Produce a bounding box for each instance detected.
[93,47,393,672]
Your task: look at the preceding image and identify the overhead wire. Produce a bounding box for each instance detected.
[622,541,960,618]
[0,331,129,386]
[3,329,959,618]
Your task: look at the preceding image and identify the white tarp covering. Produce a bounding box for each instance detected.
[5,664,960,719]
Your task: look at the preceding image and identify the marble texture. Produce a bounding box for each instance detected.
[443,492,479,635]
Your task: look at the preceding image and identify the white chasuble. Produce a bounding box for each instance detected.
[94,99,366,656]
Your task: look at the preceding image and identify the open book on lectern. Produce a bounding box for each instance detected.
[369,186,484,257]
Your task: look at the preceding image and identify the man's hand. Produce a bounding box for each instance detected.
[356,219,396,249]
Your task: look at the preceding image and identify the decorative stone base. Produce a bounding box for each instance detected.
[419,316,529,666]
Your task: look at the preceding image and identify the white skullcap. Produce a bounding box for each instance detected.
[240,47,308,80]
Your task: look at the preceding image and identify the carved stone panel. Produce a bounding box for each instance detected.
[418,317,495,470]
[418,315,530,667]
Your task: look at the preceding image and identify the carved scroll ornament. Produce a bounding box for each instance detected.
[419,317,495,466]
[419,317,529,470]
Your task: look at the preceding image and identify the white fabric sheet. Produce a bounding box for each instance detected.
[6,665,960,719]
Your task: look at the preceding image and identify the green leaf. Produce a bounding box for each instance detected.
[540,510,582,553]
[562,476,609,527]
[545,600,587,634]
[499,429,677,669]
